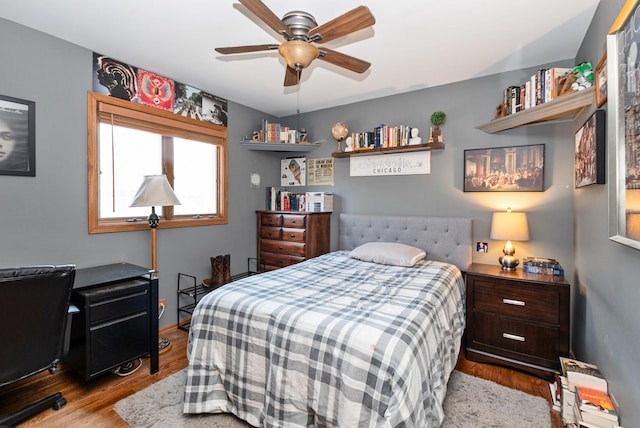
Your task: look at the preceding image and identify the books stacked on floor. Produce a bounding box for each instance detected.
[573,386,619,428]
[522,257,564,276]
[558,357,617,427]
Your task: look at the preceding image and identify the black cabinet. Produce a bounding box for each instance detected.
[69,262,158,380]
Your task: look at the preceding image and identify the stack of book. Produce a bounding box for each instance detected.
[573,386,619,428]
[499,66,574,116]
[257,120,305,144]
[522,257,564,276]
[265,187,306,211]
[558,357,618,427]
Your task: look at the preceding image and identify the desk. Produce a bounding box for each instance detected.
[69,262,158,380]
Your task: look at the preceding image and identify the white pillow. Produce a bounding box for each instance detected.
[349,242,426,267]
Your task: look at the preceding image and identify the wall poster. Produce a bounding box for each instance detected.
[281,157,306,186]
[0,94,35,177]
[307,158,334,185]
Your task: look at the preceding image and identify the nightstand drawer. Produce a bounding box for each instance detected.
[261,239,306,256]
[473,279,559,324]
[472,312,561,361]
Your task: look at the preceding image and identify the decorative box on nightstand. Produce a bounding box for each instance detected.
[465,263,570,380]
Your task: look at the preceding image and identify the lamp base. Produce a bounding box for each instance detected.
[498,254,520,271]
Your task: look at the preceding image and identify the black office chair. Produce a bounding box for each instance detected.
[0,265,76,427]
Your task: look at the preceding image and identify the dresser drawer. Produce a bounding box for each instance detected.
[282,214,306,228]
[261,214,282,226]
[281,227,305,242]
[261,252,305,269]
[473,279,559,324]
[260,226,282,240]
[261,239,306,256]
[472,312,561,362]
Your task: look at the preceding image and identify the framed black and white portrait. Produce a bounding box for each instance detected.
[0,94,35,177]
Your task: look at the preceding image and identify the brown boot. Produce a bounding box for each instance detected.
[213,255,225,286]
[223,254,231,283]
[203,256,220,287]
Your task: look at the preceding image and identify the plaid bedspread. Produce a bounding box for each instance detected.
[184,251,465,427]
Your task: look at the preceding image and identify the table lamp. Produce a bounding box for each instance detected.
[490,208,530,271]
[130,174,181,353]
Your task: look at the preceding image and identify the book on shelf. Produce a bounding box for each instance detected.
[560,357,608,393]
[575,386,618,423]
[265,187,307,212]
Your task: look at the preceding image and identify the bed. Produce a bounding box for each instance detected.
[184,214,472,427]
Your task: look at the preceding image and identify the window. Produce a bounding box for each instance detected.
[88,92,227,233]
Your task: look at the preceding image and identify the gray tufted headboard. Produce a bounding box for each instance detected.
[339,214,472,272]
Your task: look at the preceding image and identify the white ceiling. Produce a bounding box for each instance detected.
[0,0,600,117]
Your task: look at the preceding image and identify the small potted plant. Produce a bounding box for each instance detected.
[430,110,447,143]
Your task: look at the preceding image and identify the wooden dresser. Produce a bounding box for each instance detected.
[257,211,331,271]
[465,263,570,380]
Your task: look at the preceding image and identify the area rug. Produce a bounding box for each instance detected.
[114,369,551,427]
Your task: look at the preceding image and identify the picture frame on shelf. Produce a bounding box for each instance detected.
[575,110,605,188]
[463,144,544,192]
[595,53,608,107]
[607,0,640,250]
[0,94,36,177]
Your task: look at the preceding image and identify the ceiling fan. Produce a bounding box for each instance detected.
[215,0,375,86]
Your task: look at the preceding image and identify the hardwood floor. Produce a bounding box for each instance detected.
[0,326,562,427]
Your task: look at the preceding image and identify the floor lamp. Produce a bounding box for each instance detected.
[130,174,181,354]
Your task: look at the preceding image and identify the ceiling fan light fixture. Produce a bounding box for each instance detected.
[278,40,319,71]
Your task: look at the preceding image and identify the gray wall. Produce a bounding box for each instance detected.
[284,66,576,282]
[2,5,638,426]
[573,0,640,425]
[0,18,280,331]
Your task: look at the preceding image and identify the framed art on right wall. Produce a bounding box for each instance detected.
[607,0,640,249]
[575,109,605,188]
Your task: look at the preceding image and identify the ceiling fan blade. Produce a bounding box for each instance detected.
[309,6,375,44]
[239,0,293,39]
[318,48,371,74]
[215,44,279,54]
[284,66,300,87]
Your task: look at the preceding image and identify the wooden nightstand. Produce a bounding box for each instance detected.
[465,263,570,380]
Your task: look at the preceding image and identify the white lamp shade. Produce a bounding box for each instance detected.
[490,212,530,241]
[130,175,181,207]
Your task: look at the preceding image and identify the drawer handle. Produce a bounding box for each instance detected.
[503,333,525,342]
[289,234,296,238]
[502,298,525,306]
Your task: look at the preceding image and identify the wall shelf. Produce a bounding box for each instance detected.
[240,140,321,152]
[475,87,595,133]
[331,142,444,158]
